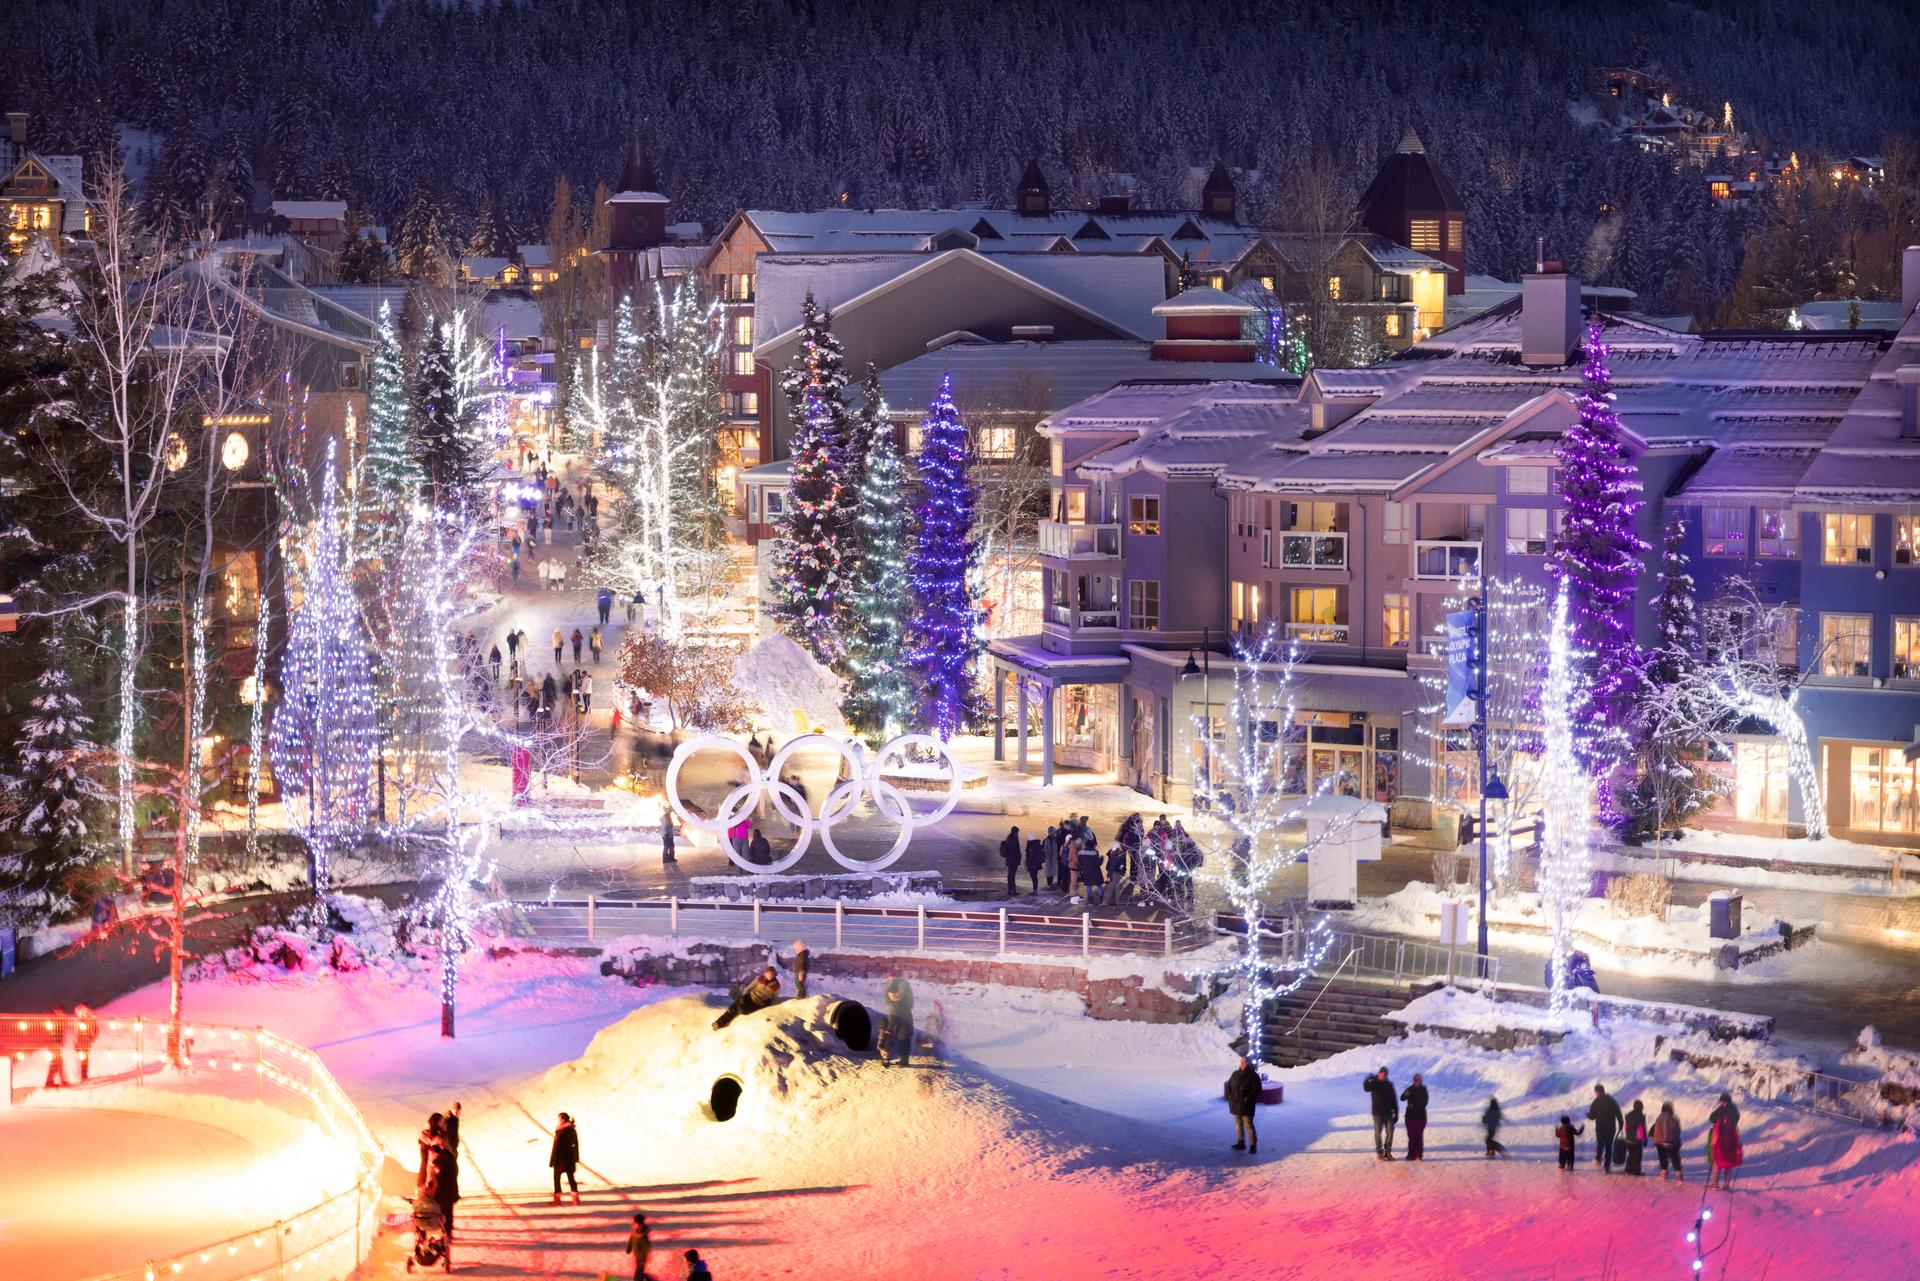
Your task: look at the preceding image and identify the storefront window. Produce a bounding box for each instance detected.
[1733,740,1789,823]
[1842,745,1920,833]
[1058,684,1118,772]
[1372,727,1399,802]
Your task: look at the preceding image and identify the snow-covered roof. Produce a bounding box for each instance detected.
[1045,380,1306,480]
[270,200,347,222]
[462,256,513,278]
[1152,285,1254,317]
[608,190,670,204]
[1791,300,1905,331]
[517,244,552,268]
[481,294,544,341]
[309,285,409,323]
[1677,447,1821,499]
[875,340,1286,419]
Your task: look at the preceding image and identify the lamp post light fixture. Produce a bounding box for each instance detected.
[1181,625,1213,810]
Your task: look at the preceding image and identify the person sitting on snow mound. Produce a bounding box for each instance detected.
[712,966,782,1030]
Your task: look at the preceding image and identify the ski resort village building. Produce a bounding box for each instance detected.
[990,249,1920,850]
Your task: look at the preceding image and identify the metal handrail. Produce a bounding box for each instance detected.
[1281,947,1361,1038]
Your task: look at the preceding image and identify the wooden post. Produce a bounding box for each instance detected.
[752,897,761,937]
[1163,917,1174,956]
[1081,913,1091,958]
[916,904,926,952]
[669,895,679,936]
[998,908,1007,956]
[835,899,844,949]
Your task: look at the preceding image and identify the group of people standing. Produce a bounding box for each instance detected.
[997,812,1203,908]
[546,1112,713,1280]
[1342,1068,1746,1183]
[416,1101,463,1239]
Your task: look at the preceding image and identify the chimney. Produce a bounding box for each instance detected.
[1096,193,1132,215]
[1903,244,1920,324]
[5,112,25,146]
[1897,363,1920,441]
[1521,259,1582,366]
[1015,159,1052,218]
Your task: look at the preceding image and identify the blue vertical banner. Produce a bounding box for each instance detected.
[1443,609,1478,726]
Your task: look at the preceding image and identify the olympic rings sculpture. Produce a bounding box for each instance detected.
[663,732,963,874]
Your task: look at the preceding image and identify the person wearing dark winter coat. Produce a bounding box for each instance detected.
[712,967,781,1030]
[1555,1116,1586,1171]
[684,1248,712,1280]
[426,1138,459,1238]
[1042,827,1060,889]
[1651,1101,1684,1180]
[781,941,810,999]
[1621,1099,1649,1175]
[1482,1096,1509,1157]
[1588,1085,1624,1174]
[1024,838,1044,894]
[418,1113,446,1191]
[1400,1073,1430,1161]
[1706,1093,1743,1189]
[748,828,772,865]
[443,1102,461,1188]
[883,975,915,1067]
[550,1113,581,1203]
[1000,827,1022,896]
[1363,1067,1399,1160]
[598,587,613,626]
[625,1212,650,1280]
[571,627,585,662]
[1225,1057,1263,1154]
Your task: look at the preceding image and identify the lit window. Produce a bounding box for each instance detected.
[1732,740,1789,822]
[1820,613,1871,676]
[1384,313,1403,338]
[764,489,785,517]
[742,391,758,415]
[1128,495,1162,536]
[1285,501,1339,532]
[730,351,754,377]
[1382,592,1410,648]
[1895,618,1920,680]
[1757,509,1798,558]
[1382,501,1409,545]
[1772,607,1800,667]
[1446,220,1464,252]
[1063,489,1088,523]
[1230,580,1248,632]
[1289,586,1341,640]
[1823,512,1873,564]
[1129,580,1161,631]
[732,315,752,346]
[977,425,1015,460]
[1507,466,1550,495]
[1506,508,1548,555]
[1408,220,1442,251]
[221,431,249,471]
[1258,275,1276,292]
[30,204,52,229]
[1703,507,1748,557]
[1327,275,1343,300]
[1896,516,1920,566]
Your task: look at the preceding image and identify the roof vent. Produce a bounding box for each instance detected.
[1011,325,1054,341]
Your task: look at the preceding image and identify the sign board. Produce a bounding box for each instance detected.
[1437,900,1471,947]
[1441,608,1478,727]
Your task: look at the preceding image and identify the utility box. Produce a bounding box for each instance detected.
[1303,795,1388,909]
[1708,890,1743,940]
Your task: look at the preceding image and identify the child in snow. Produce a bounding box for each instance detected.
[1482,1097,1508,1158]
[684,1248,712,1280]
[625,1212,650,1280]
[1651,1101,1684,1180]
[1554,1115,1585,1171]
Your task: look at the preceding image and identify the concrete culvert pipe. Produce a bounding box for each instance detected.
[826,999,873,1052]
[709,1074,744,1122]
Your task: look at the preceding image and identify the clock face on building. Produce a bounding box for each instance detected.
[222,431,250,471]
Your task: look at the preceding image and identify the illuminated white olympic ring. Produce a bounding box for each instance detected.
[664,732,961,873]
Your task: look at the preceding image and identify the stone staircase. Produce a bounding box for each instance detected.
[1260,978,1411,1068]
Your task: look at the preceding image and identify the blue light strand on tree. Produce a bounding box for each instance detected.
[906,373,982,740]
[1550,321,1648,819]
[269,443,378,912]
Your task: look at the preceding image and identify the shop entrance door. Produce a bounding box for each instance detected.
[1309,746,1366,798]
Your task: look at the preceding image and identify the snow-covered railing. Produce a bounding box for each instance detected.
[1212,913,1499,989]
[509,896,1212,959]
[0,1012,384,1281]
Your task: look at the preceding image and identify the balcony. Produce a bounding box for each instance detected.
[1413,539,1482,580]
[1286,621,1350,643]
[1048,603,1120,630]
[1038,520,1122,560]
[1276,530,1348,569]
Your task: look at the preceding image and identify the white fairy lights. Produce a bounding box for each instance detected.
[1537,584,1592,1019]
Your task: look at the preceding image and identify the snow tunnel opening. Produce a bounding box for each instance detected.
[709,1074,743,1122]
[827,999,873,1052]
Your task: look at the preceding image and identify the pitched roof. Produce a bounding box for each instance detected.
[1357,129,1466,219]
[874,340,1286,419]
[270,200,347,222]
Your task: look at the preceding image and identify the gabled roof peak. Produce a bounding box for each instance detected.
[1395,128,1426,155]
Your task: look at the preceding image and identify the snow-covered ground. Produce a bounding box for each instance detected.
[54,934,1918,1280]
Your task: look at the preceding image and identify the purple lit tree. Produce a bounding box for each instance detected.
[907,374,982,739]
[1550,322,1648,808]
[771,388,846,663]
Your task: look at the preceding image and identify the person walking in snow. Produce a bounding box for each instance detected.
[1363,1066,1399,1160]
[1705,1094,1742,1189]
[1651,1102,1684,1181]
[580,672,594,713]
[538,558,551,591]
[1225,1056,1262,1154]
[488,644,502,682]
[426,1128,460,1239]
[712,966,781,1030]
[549,1112,581,1204]
[1000,827,1022,896]
[1482,1096,1509,1158]
[552,628,564,664]
[1588,1084,1624,1174]
[590,626,603,663]
[629,588,642,622]
[417,1112,445,1189]
[571,627,584,663]
[625,1213,651,1280]
[660,809,677,865]
[506,628,521,662]
[598,586,613,626]
[1555,1115,1585,1171]
[1024,835,1044,894]
[781,940,810,999]
[683,1248,711,1280]
[1622,1099,1649,1175]
[1401,1072,1430,1161]
[883,974,915,1067]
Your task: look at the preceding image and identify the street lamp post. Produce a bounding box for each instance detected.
[1472,587,1508,972]
[1180,625,1212,808]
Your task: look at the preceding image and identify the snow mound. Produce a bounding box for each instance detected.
[732,634,847,735]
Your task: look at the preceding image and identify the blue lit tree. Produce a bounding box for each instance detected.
[906,374,982,739]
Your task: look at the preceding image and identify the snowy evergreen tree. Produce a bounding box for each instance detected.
[1624,518,1713,840]
[412,321,480,509]
[780,291,859,555]
[465,196,502,260]
[907,374,983,739]
[841,392,915,742]
[770,389,847,663]
[1550,322,1648,812]
[361,300,422,510]
[0,663,104,925]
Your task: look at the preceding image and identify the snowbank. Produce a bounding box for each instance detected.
[732,633,846,734]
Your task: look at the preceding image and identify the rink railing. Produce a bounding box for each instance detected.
[506,895,1213,958]
[1211,912,1501,989]
[0,1013,385,1281]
